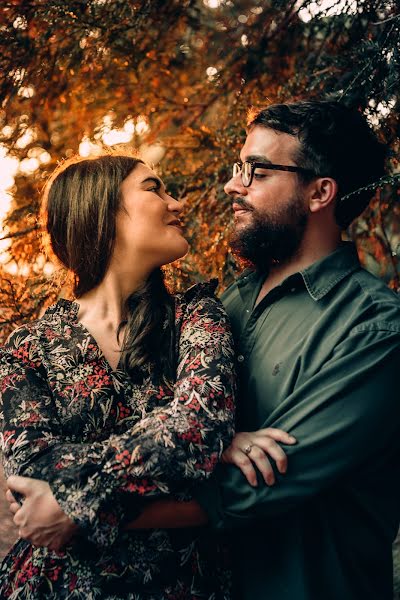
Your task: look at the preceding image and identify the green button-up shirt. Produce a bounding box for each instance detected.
[195,243,400,600]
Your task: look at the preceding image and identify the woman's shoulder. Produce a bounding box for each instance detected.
[2,299,77,351]
[174,278,227,317]
[175,278,219,305]
[174,279,231,329]
[3,319,42,352]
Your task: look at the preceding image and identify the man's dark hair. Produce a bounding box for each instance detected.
[247,100,387,228]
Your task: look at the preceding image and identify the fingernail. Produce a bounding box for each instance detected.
[289,436,296,442]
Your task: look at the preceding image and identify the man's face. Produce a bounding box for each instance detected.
[224,125,309,271]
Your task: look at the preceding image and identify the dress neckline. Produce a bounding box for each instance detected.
[48,298,124,375]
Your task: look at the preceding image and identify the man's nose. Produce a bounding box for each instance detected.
[224,173,247,197]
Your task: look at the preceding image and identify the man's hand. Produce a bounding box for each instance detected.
[221,428,296,487]
[6,475,78,552]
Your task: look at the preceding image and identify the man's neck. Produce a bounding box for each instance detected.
[255,234,342,306]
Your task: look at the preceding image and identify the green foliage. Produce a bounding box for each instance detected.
[0,0,399,339]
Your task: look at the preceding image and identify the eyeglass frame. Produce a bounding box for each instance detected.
[232,160,315,187]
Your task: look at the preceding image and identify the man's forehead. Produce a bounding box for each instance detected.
[240,126,299,161]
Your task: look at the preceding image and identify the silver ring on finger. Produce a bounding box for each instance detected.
[243,443,253,455]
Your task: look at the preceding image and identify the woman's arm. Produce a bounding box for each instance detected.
[1,293,236,546]
[6,479,206,547]
[6,425,297,548]
[6,478,79,550]
[100,293,237,491]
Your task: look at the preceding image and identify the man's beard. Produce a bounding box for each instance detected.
[230,194,308,272]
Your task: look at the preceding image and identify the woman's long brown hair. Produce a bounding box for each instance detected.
[42,154,176,381]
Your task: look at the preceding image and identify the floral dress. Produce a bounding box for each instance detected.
[0,282,236,600]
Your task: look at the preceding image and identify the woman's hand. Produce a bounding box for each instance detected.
[6,475,78,552]
[221,428,297,487]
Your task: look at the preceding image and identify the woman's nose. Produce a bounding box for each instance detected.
[167,196,185,213]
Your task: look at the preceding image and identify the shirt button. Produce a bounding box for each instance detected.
[290,287,296,292]
[237,354,245,363]
[245,309,250,313]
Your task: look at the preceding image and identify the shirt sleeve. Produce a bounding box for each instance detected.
[194,326,400,529]
[0,294,236,545]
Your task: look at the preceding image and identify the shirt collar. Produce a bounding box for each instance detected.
[300,242,360,301]
[236,242,361,302]
[236,267,258,287]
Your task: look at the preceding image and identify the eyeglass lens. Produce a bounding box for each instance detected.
[232,162,252,186]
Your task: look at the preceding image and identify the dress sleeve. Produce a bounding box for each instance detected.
[102,293,236,492]
[0,329,131,547]
[0,294,236,546]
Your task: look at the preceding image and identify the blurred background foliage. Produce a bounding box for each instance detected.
[0,1,399,590]
[0,0,399,340]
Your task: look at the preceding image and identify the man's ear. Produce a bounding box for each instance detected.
[308,177,338,214]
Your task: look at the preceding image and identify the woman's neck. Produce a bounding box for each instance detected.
[76,268,149,329]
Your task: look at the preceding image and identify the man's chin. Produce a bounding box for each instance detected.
[233,213,259,233]
[232,216,252,236]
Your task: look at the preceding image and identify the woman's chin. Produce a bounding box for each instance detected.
[177,238,190,257]
[166,242,189,265]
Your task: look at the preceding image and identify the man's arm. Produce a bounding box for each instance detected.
[193,328,400,530]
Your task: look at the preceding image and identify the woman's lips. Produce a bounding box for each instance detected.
[168,220,183,231]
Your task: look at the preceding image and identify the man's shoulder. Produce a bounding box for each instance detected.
[347,267,400,332]
[350,266,400,307]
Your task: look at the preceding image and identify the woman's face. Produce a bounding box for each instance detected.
[113,163,189,270]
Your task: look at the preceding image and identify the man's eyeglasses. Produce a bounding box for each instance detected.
[232,161,314,187]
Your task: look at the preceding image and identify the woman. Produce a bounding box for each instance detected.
[0,154,294,599]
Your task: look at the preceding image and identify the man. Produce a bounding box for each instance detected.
[6,101,400,599]
[200,100,400,599]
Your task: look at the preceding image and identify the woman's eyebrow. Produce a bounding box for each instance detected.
[141,176,163,188]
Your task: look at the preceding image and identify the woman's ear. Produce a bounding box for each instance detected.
[308,177,338,214]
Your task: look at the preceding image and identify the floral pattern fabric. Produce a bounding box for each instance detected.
[0,282,236,599]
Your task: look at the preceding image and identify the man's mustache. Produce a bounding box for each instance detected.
[232,197,254,211]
